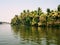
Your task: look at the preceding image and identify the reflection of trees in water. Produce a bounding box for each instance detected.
[11,25,20,38]
[45,27,60,45]
[11,25,60,45]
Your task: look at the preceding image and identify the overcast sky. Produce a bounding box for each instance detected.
[0,0,60,22]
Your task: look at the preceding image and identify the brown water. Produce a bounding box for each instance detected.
[0,24,60,45]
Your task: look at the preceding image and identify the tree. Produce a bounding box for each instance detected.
[34,10,37,15]
[25,16,31,26]
[38,7,42,15]
[27,10,29,13]
[11,15,20,25]
[27,10,30,16]
[47,8,50,15]
[15,15,21,25]
[23,10,26,13]
[57,5,60,11]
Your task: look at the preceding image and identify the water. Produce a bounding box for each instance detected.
[0,24,60,45]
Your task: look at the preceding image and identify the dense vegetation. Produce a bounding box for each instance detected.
[11,5,60,27]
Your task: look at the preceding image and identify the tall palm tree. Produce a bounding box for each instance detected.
[57,5,60,12]
[38,7,42,15]
[23,10,26,18]
[47,8,50,15]
[27,10,30,16]
[57,5,60,19]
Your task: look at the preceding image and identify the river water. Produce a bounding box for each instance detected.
[0,24,60,45]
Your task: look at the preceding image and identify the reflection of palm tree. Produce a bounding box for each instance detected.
[11,25,60,45]
[11,25,20,38]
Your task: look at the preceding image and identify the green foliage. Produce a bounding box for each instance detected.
[34,17,39,23]
[25,16,31,25]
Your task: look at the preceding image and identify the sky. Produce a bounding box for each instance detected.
[0,0,60,23]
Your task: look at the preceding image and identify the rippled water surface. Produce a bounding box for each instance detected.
[0,24,60,45]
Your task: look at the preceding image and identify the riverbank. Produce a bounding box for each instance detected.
[0,22,10,24]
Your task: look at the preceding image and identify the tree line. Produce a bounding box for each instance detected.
[11,5,60,27]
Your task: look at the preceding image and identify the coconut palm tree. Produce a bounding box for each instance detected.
[57,5,60,12]
[27,10,30,17]
[38,7,42,15]
[47,8,50,15]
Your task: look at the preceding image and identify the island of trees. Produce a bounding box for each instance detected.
[11,5,60,27]
[0,22,10,24]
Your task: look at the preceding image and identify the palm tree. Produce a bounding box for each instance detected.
[20,13,23,18]
[23,10,26,13]
[47,8,50,15]
[34,10,37,15]
[57,5,60,11]
[57,5,60,20]
[27,10,29,13]
[38,7,42,15]
[23,10,26,18]
[15,15,21,25]
[26,10,30,16]
[22,10,26,24]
